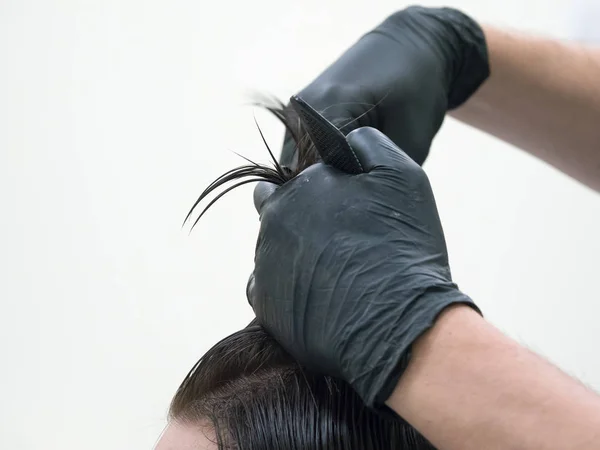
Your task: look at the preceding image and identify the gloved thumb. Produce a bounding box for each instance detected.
[255,127,417,213]
[346,127,419,173]
[253,181,278,214]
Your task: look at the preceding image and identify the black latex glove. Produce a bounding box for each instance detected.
[248,127,481,410]
[280,6,489,168]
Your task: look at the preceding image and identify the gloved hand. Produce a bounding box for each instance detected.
[248,127,481,410]
[280,6,489,168]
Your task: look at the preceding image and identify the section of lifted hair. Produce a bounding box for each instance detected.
[183,95,321,231]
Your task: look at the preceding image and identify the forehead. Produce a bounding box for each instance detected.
[154,421,216,450]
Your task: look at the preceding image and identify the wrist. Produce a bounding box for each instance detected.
[407,303,483,363]
[384,305,489,446]
[387,304,600,450]
[351,284,480,409]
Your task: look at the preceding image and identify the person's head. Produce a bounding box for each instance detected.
[156,323,436,449]
[161,98,436,448]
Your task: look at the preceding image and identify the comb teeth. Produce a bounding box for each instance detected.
[289,95,364,175]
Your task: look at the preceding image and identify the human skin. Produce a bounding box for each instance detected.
[387,305,600,450]
[451,25,600,192]
[154,421,216,450]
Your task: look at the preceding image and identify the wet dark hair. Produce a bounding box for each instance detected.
[170,323,436,449]
[175,98,436,448]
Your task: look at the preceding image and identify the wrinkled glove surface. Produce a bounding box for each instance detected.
[280,6,489,168]
[249,127,480,409]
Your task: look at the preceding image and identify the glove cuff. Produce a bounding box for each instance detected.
[430,7,490,109]
[379,6,490,110]
[355,285,481,410]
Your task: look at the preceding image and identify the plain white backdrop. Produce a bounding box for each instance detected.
[1,0,599,448]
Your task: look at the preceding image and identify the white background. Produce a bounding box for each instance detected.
[1,0,599,449]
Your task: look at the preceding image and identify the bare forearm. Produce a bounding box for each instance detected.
[387,306,600,450]
[451,26,600,192]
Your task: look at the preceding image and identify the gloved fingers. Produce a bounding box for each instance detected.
[346,127,420,173]
[279,95,353,173]
[281,91,373,173]
[245,271,256,307]
[253,181,279,214]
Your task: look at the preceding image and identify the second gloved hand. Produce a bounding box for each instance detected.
[280,6,489,168]
[249,128,481,410]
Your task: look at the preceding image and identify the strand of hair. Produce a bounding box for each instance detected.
[189,177,274,231]
[183,164,286,227]
[253,116,286,179]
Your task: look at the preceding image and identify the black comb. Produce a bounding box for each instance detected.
[289,95,364,175]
